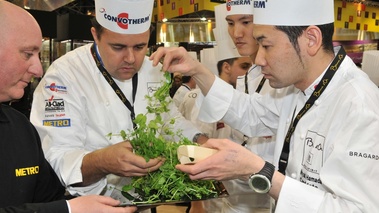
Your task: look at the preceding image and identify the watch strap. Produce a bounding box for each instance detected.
[256,161,275,182]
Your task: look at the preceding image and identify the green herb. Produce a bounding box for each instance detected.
[117,71,218,204]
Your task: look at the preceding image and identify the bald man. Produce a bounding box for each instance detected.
[0,1,136,212]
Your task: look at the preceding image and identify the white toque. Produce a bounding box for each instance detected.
[225,0,254,16]
[95,0,154,34]
[253,0,334,26]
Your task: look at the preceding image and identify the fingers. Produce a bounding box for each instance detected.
[124,206,137,213]
[150,46,174,70]
[95,195,122,206]
[69,195,137,213]
[145,157,165,170]
[149,46,165,66]
[131,155,163,168]
[122,141,133,149]
[95,196,138,213]
[201,138,229,149]
[121,156,164,176]
[149,46,188,73]
[175,163,204,180]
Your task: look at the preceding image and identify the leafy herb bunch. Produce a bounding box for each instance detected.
[120,71,217,204]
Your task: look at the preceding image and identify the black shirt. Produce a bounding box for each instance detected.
[0,104,68,213]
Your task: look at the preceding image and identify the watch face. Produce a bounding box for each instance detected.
[249,174,270,193]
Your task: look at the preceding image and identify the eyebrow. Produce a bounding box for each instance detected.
[22,46,41,52]
[255,35,267,43]
[241,62,252,66]
[225,15,252,22]
[109,42,148,47]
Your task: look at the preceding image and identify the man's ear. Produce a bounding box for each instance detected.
[222,61,232,75]
[305,26,322,56]
[91,27,99,44]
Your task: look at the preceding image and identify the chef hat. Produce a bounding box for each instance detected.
[214,39,241,61]
[95,0,154,34]
[214,4,241,61]
[225,0,254,16]
[253,0,334,26]
[214,4,229,41]
[200,48,218,76]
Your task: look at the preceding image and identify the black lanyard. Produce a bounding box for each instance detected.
[254,76,266,94]
[90,43,138,129]
[181,83,191,91]
[241,65,267,147]
[244,65,266,94]
[278,47,346,175]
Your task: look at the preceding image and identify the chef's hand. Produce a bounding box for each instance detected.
[177,139,285,201]
[150,47,215,96]
[175,138,265,181]
[69,195,137,213]
[81,141,164,185]
[150,46,201,76]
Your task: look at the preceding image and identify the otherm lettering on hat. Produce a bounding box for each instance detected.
[95,0,154,34]
[253,0,334,26]
[226,0,254,16]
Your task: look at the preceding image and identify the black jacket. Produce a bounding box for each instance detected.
[0,104,68,213]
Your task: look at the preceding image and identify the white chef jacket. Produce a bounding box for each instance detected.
[173,84,192,107]
[197,47,379,212]
[178,88,217,138]
[220,65,278,213]
[30,43,200,196]
[180,66,276,213]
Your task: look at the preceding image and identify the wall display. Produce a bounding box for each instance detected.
[334,1,379,32]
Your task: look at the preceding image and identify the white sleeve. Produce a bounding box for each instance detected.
[275,177,324,213]
[66,200,72,213]
[198,77,278,137]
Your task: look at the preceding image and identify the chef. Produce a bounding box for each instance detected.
[150,0,379,211]
[30,0,207,198]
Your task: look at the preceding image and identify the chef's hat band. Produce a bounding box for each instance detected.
[253,0,334,26]
[225,0,254,16]
[95,0,154,34]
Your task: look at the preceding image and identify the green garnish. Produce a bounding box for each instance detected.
[114,70,217,204]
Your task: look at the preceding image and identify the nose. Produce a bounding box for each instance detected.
[123,48,135,64]
[28,55,43,78]
[231,24,243,39]
[254,47,267,67]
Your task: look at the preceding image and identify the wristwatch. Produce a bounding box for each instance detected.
[248,161,275,193]
[192,133,208,143]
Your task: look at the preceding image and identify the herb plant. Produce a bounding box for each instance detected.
[117,71,218,204]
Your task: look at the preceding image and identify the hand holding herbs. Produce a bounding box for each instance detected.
[111,71,220,204]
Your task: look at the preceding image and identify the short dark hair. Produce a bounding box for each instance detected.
[216,58,238,76]
[91,17,104,40]
[275,23,335,56]
[182,76,192,83]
